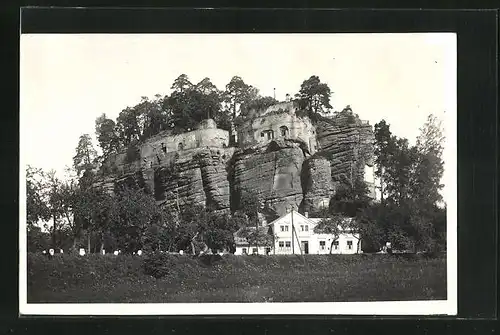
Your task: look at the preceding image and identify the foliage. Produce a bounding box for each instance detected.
[330,179,371,217]
[143,252,184,279]
[27,225,51,252]
[313,213,345,236]
[26,166,51,226]
[239,96,279,118]
[95,113,120,157]
[111,187,166,253]
[295,75,332,117]
[223,76,259,119]
[370,114,446,252]
[124,144,141,164]
[72,134,98,178]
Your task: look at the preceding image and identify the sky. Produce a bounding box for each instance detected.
[20,33,456,202]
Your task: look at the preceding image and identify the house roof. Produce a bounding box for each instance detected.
[265,210,356,233]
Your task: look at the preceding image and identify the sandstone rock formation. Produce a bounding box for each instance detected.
[232,139,306,216]
[154,147,233,211]
[315,113,375,185]
[99,106,375,218]
[301,157,334,213]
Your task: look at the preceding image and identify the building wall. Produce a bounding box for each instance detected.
[101,119,229,173]
[270,212,360,255]
[236,102,318,153]
[140,125,229,168]
[234,245,270,256]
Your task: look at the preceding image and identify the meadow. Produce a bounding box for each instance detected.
[27,252,446,303]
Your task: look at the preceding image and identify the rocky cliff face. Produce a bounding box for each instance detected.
[99,111,375,217]
[231,139,306,216]
[301,157,334,213]
[315,114,375,186]
[153,147,234,211]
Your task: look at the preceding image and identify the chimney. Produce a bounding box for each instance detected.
[304,211,309,218]
[285,93,290,102]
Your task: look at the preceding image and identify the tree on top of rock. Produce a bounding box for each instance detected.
[295,75,333,116]
[194,77,229,130]
[73,134,98,178]
[196,77,219,96]
[95,113,120,158]
[224,76,259,119]
[171,74,193,93]
[165,75,224,133]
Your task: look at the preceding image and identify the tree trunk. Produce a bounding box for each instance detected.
[52,214,57,248]
[100,235,104,254]
[87,231,91,254]
[190,232,199,255]
[72,237,78,253]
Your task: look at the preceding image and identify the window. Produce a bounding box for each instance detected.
[242,248,247,254]
[178,142,184,150]
[333,241,339,250]
[319,241,326,250]
[285,241,291,248]
[347,241,353,249]
[280,126,289,137]
[252,248,258,254]
[300,225,304,231]
[280,225,285,232]
[305,225,309,232]
[284,225,289,232]
[279,241,284,248]
[262,130,274,140]
[161,143,167,153]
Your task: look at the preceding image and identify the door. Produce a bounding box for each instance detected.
[301,241,309,254]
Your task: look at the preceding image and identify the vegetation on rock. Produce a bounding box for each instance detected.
[26,73,446,256]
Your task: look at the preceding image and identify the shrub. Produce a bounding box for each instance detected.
[198,254,224,267]
[142,252,201,279]
[142,252,178,278]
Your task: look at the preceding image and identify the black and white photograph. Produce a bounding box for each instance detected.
[20,32,457,315]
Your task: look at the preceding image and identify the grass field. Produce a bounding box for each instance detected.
[27,253,446,303]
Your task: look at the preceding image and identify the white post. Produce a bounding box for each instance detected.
[79,248,85,256]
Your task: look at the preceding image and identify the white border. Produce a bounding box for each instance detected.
[19,33,457,316]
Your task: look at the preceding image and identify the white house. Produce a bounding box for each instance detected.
[234,226,273,256]
[234,210,361,255]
